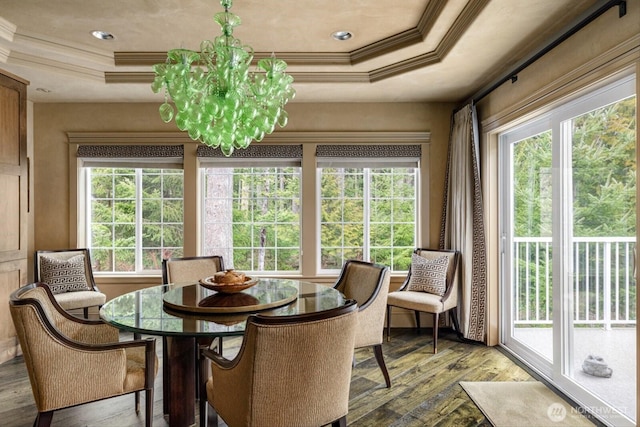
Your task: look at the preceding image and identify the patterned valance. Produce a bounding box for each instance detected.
[197,144,302,158]
[316,144,421,158]
[77,145,184,158]
[316,144,421,168]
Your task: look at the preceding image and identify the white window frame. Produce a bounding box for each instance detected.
[316,146,420,274]
[75,144,185,275]
[499,73,636,426]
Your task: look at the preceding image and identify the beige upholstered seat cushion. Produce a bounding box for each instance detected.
[387,290,447,313]
[53,290,106,311]
[36,250,106,311]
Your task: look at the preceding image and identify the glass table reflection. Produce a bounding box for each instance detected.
[100,279,347,427]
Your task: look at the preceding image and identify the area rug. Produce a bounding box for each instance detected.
[459,381,594,426]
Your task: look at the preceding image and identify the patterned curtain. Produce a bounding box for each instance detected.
[439,103,487,343]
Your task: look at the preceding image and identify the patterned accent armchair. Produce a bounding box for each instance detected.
[9,283,157,427]
[333,259,391,388]
[199,300,358,427]
[34,248,106,318]
[386,248,461,353]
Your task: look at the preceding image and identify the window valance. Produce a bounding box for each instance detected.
[77,145,184,168]
[198,144,303,167]
[316,144,421,168]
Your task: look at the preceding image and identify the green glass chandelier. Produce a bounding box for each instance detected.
[151,0,295,156]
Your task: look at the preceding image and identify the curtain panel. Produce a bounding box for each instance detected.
[439,103,487,343]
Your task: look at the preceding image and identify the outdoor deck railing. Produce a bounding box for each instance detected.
[513,236,636,329]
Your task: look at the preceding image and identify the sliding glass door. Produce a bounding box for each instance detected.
[500,74,636,426]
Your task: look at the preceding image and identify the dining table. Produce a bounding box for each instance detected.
[99,278,348,427]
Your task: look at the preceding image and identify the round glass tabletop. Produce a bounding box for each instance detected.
[100,278,347,337]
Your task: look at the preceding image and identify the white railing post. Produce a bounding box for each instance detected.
[603,241,612,330]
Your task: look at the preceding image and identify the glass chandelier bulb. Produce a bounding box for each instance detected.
[152,0,295,156]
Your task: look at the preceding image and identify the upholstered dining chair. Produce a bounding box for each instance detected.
[162,254,225,285]
[199,300,358,427]
[34,248,106,318]
[333,259,391,388]
[9,282,157,427]
[161,255,226,406]
[386,248,461,354]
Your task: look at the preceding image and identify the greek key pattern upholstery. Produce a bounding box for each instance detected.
[406,254,449,296]
[39,255,90,294]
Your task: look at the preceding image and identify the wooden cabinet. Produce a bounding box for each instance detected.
[0,70,28,364]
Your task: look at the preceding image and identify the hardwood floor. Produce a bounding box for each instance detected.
[0,328,541,427]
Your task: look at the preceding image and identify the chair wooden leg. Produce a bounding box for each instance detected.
[449,309,463,339]
[373,344,391,388]
[331,415,347,427]
[145,388,154,427]
[35,411,54,427]
[199,390,207,427]
[414,310,421,333]
[433,312,439,354]
[386,305,392,341]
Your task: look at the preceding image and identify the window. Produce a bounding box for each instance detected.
[79,145,184,273]
[73,136,428,277]
[200,145,302,273]
[317,145,420,272]
[500,74,636,424]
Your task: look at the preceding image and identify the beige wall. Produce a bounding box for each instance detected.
[475,0,639,416]
[32,101,455,296]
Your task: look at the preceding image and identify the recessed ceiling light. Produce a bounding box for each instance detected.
[332,31,353,41]
[91,30,114,40]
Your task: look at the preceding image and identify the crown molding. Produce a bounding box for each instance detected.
[0,16,16,43]
[438,0,490,56]
[114,51,352,67]
[284,72,371,83]
[108,0,485,85]
[350,27,424,65]
[105,70,372,84]
[351,0,447,64]
[9,51,104,81]
[105,72,154,84]
[369,0,490,82]
[416,0,448,35]
[12,30,113,67]
[370,51,441,82]
[0,46,10,63]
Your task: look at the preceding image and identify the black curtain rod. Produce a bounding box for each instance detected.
[459,0,627,110]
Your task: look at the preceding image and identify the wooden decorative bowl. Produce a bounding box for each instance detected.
[199,276,259,294]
